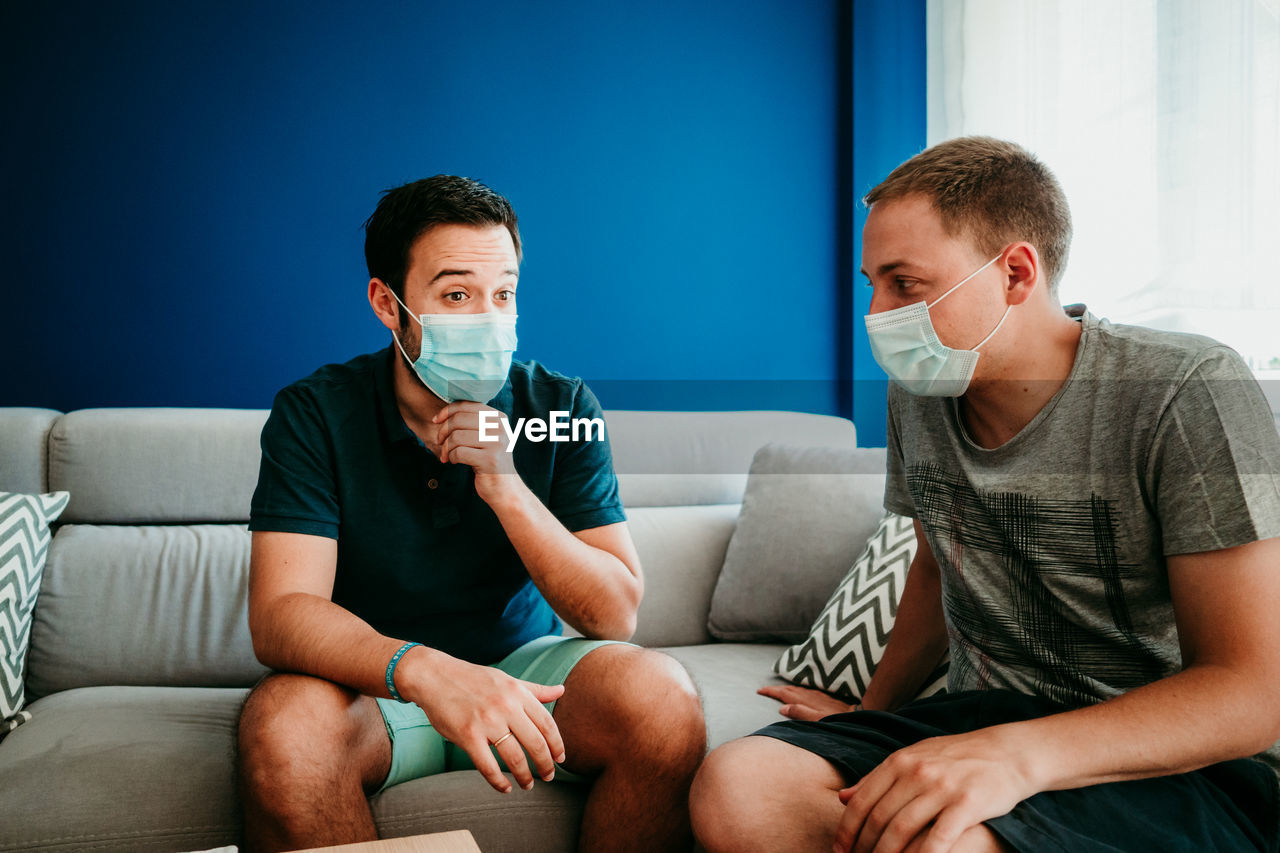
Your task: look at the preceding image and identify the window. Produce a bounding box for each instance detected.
[928,0,1279,383]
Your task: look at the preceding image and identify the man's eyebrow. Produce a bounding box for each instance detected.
[858,260,914,278]
[428,268,520,284]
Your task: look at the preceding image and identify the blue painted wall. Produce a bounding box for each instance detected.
[851,0,927,447]
[2,1,926,439]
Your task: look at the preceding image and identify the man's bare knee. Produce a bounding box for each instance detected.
[692,736,845,853]
[690,741,753,840]
[619,650,705,762]
[237,673,388,798]
[558,646,705,773]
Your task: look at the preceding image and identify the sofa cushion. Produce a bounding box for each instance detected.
[0,409,60,495]
[25,524,266,700]
[0,686,246,852]
[370,770,587,853]
[48,408,268,524]
[773,511,948,703]
[623,504,739,647]
[1,491,69,729]
[708,444,888,642]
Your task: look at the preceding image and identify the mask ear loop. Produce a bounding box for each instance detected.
[972,304,1013,352]
[927,254,1010,352]
[927,254,1002,309]
[383,283,429,380]
[391,325,418,367]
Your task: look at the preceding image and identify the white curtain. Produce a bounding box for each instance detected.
[928,0,1280,373]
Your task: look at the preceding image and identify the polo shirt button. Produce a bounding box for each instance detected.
[427,478,439,490]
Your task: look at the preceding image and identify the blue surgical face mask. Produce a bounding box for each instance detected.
[388,288,517,404]
[863,254,1008,397]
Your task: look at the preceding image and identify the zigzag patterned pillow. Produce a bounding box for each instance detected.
[1,491,70,731]
[774,511,948,704]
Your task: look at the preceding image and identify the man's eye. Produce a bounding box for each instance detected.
[896,279,917,290]
[497,290,515,301]
[444,292,466,302]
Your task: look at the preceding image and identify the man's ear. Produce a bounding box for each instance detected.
[1002,242,1040,305]
[368,278,401,332]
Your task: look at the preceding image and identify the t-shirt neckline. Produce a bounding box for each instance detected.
[949,310,1094,455]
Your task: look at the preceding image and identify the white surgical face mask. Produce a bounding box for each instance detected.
[388,288,517,404]
[863,254,1008,397]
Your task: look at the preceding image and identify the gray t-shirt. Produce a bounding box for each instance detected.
[885,310,1280,766]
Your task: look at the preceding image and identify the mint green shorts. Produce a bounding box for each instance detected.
[375,635,628,792]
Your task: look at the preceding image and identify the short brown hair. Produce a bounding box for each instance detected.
[363,175,522,304]
[865,136,1072,294]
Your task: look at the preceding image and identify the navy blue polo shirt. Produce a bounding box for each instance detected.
[248,347,627,664]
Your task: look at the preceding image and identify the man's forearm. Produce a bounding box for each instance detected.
[486,483,640,640]
[860,549,949,712]
[998,663,1280,792]
[251,591,429,698]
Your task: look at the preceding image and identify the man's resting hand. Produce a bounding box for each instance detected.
[398,646,566,793]
[758,683,857,721]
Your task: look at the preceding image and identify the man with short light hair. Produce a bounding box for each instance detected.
[690,137,1280,853]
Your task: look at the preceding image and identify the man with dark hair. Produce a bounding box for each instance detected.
[236,175,705,853]
[690,137,1280,852]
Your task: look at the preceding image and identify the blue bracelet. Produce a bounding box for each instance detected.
[385,641,421,703]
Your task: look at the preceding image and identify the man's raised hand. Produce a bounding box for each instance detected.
[431,401,524,505]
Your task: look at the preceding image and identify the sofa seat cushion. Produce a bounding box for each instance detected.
[656,642,793,750]
[371,771,587,852]
[0,686,247,852]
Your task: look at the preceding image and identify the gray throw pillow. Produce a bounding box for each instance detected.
[774,511,948,702]
[1,491,69,734]
[707,444,888,642]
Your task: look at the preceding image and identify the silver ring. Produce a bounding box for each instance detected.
[491,731,514,748]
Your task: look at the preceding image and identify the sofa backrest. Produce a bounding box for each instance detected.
[1,406,856,698]
[0,407,59,495]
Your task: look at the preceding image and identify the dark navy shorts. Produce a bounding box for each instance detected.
[756,689,1279,852]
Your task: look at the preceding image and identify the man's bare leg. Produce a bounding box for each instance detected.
[692,735,846,852]
[237,673,391,853]
[551,645,707,853]
[691,735,1012,853]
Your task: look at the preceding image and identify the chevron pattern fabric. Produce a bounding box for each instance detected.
[774,511,948,704]
[1,491,70,728]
